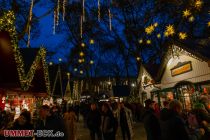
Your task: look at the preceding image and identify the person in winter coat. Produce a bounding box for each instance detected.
[160,100,205,140]
[86,103,102,140]
[142,99,161,140]
[101,103,115,140]
[119,102,133,140]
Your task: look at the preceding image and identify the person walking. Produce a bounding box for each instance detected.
[87,103,102,140]
[142,99,161,140]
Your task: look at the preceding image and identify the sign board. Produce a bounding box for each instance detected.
[171,61,192,77]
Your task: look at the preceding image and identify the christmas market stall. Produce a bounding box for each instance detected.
[0,11,51,117]
[154,40,210,109]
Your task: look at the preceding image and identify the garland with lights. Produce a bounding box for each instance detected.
[0,11,51,95]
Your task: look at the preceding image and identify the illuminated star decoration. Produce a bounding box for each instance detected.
[139,39,143,44]
[179,32,187,40]
[194,0,203,9]
[208,21,210,27]
[164,24,175,37]
[189,16,195,22]
[145,25,155,35]
[154,22,158,27]
[183,9,191,18]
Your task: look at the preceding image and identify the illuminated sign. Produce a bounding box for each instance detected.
[171,61,192,77]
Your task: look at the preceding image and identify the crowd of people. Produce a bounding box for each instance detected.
[0,97,209,140]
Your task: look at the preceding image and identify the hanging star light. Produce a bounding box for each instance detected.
[139,39,143,44]
[146,40,151,44]
[79,52,84,57]
[164,24,175,37]
[189,16,195,22]
[194,0,203,9]
[157,34,161,38]
[179,32,187,40]
[183,9,191,18]
[207,21,210,27]
[145,25,155,35]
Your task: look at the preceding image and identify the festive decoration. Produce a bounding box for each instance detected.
[145,25,155,35]
[164,24,175,37]
[108,8,112,31]
[98,0,101,22]
[183,9,191,18]
[49,62,53,66]
[27,0,34,48]
[146,40,151,44]
[157,33,161,38]
[78,59,82,63]
[81,42,85,47]
[154,22,158,27]
[90,39,95,44]
[80,70,83,74]
[56,0,60,26]
[53,10,56,34]
[80,15,83,38]
[194,0,203,9]
[179,32,187,40]
[208,21,210,27]
[90,60,94,64]
[82,0,85,21]
[63,0,67,21]
[139,39,143,44]
[0,11,51,94]
[74,68,78,71]
[189,16,195,22]
[136,57,141,61]
[79,52,84,57]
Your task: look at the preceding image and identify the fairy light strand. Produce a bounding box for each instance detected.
[108,8,112,31]
[27,0,34,48]
[56,0,60,26]
[98,0,101,22]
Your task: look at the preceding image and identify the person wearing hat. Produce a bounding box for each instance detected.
[142,99,161,140]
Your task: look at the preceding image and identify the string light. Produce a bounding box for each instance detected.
[139,39,143,44]
[63,0,67,21]
[136,57,141,61]
[154,22,158,27]
[27,0,34,48]
[90,39,95,44]
[207,21,210,27]
[81,42,85,47]
[80,15,83,38]
[179,32,187,40]
[80,70,83,74]
[189,16,195,22]
[108,8,112,31]
[157,34,161,38]
[90,60,94,64]
[56,0,60,26]
[49,62,53,66]
[74,68,78,72]
[164,24,175,37]
[146,40,151,44]
[98,0,101,22]
[183,9,191,18]
[79,52,84,57]
[78,59,82,63]
[82,0,85,21]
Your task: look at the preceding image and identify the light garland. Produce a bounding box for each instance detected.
[56,0,60,26]
[145,25,155,35]
[146,40,151,44]
[79,52,84,57]
[164,24,175,37]
[194,0,203,9]
[108,8,112,31]
[98,0,101,22]
[82,0,85,22]
[179,32,187,40]
[183,9,191,18]
[157,33,161,38]
[80,15,83,38]
[63,0,67,21]
[139,39,143,44]
[0,11,51,94]
[27,0,34,48]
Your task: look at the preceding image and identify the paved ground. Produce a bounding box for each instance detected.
[77,119,146,140]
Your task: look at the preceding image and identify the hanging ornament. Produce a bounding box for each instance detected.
[56,0,60,26]
[179,32,187,40]
[164,24,175,37]
[82,0,85,22]
[108,8,112,31]
[194,0,203,9]
[27,0,34,48]
[63,0,67,21]
[145,25,155,35]
[80,15,83,38]
[183,9,191,18]
[98,0,101,22]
